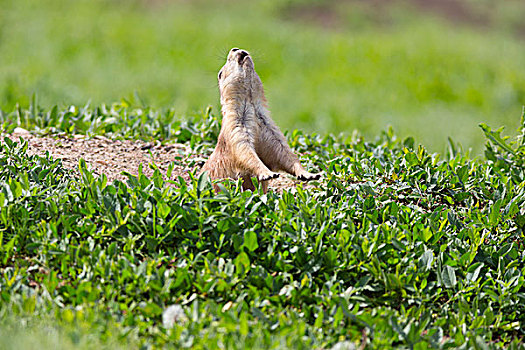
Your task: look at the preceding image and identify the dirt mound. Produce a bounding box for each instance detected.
[4,128,312,192]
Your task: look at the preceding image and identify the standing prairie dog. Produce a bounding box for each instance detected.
[201,48,320,193]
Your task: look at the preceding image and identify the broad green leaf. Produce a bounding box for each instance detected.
[243,230,258,252]
[442,266,457,288]
[489,200,502,226]
[466,263,484,283]
[418,250,434,272]
[235,252,250,275]
[405,152,418,167]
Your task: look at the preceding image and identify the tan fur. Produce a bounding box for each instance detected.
[201,48,320,193]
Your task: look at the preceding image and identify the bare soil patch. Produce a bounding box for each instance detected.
[4,128,313,192]
[401,0,489,26]
[286,0,496,31]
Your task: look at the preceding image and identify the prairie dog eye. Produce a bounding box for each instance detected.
[218,70,223,80]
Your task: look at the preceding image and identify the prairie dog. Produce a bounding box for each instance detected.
[201,48,320,192]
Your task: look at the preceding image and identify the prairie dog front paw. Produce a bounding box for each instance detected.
[297,172,321,182]
[260,172,280,181]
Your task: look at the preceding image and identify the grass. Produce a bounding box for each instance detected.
[1,104,524,348]
[1,0,525,152]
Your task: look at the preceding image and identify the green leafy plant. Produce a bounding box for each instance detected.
[1,105,524,349]
[480,107,525,184]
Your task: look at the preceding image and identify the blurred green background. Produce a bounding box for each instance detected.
[1,0,525,153]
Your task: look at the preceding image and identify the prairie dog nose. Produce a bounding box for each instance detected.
[236,50,249,63]
[228,48,249,63]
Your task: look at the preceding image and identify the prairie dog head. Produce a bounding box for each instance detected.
[218,48,265,105]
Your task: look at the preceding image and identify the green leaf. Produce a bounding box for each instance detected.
[442,265,457,288]
[488,200,501,226]
[404,151,418,167]
[197,171,211,194]
[142,302,163,317]
[420,227,432,243]
[314,310,324,328]
[466,263,483,283]
[235,252,250,275]
[418,250,434,272]
[479,123,515,155]
[243,230,258,252]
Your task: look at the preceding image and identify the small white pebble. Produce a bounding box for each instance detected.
[13,127,30,136]
[331,340,356,350]
[162,304,187,329]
